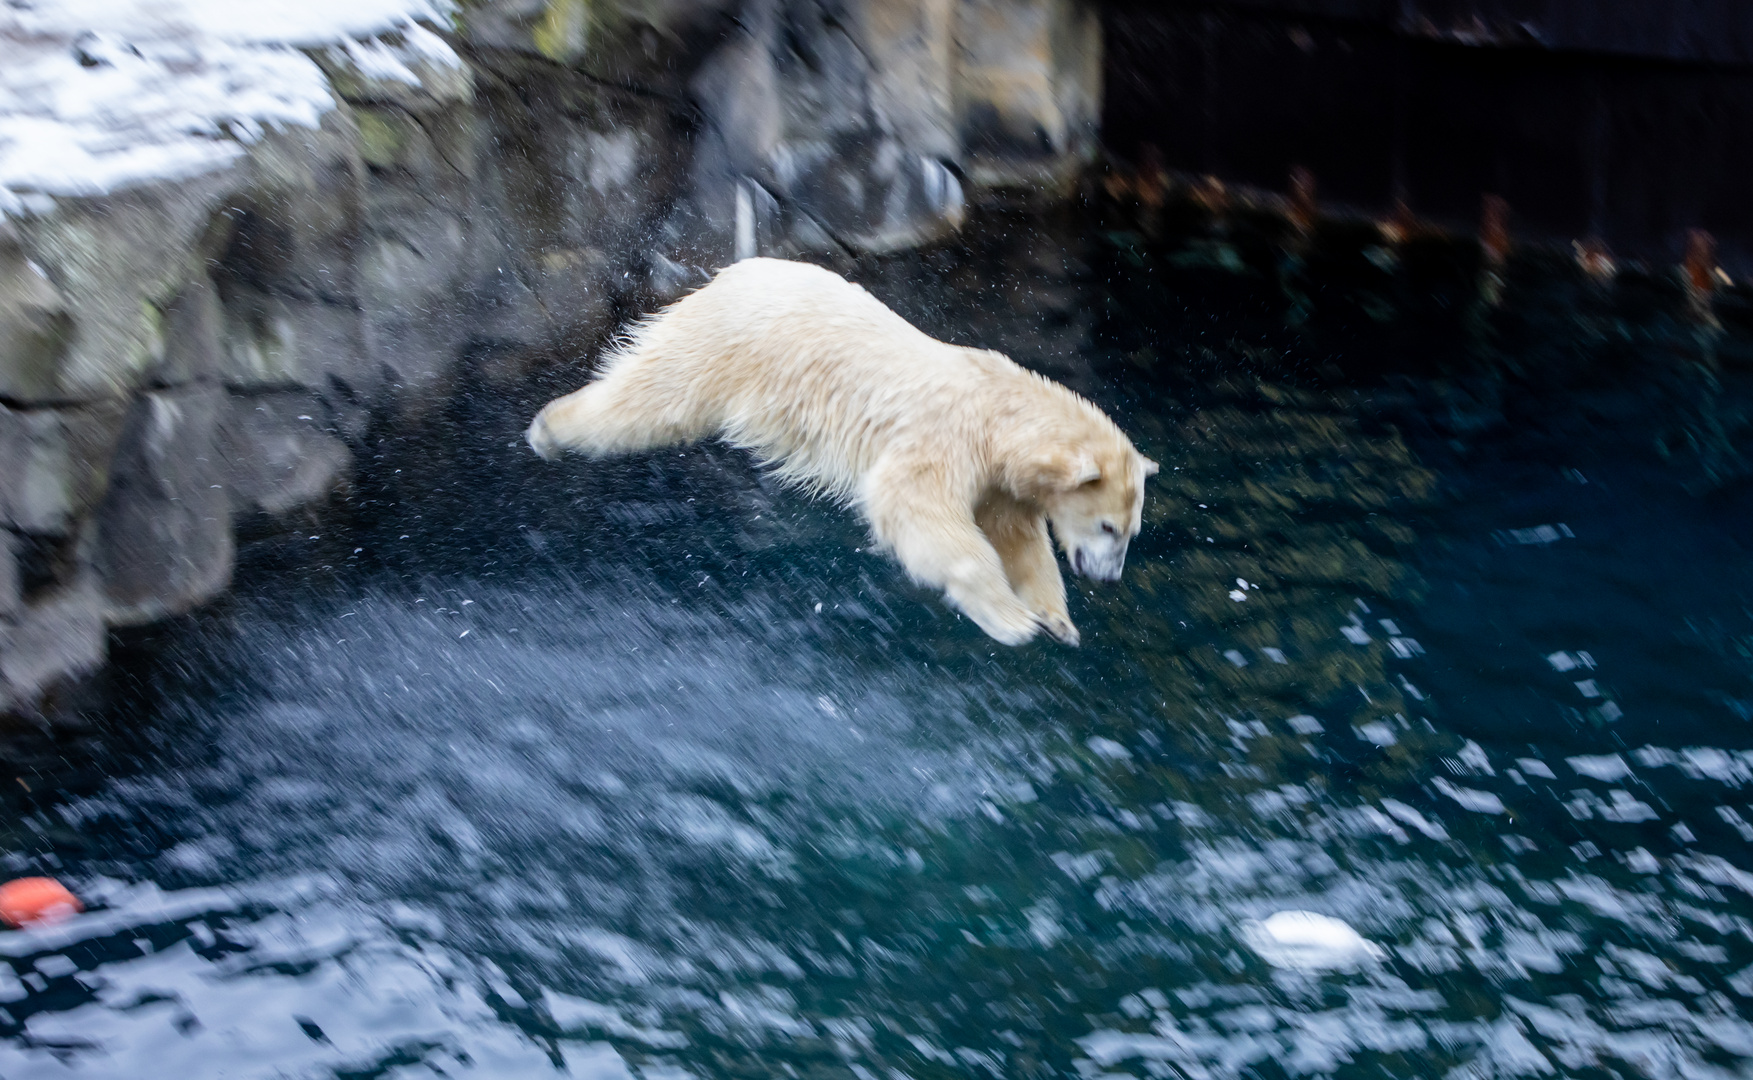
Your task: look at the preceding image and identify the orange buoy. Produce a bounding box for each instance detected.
[0,877,82,928]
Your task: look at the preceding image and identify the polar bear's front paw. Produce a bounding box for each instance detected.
[1038,611,1080,647]
[959,598,1041,646]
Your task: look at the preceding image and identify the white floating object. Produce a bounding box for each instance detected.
[1341,625,1372,645]
[1516,757,1556,779]
[1086,737,1132,761]
[1574,679,1601,699]
[1566,753,1630,781]
[1223,649,1249,667]
[1286,714,1324,734]
[1387,637,1424,658]
[1240,910,1385,972]
[1381,798,1448,840]
[1356,721,1397,746]
[1229,590,1248,602]
[1262,647,1288,664]
[1499,524,1574,546]
[1432,776,1507,814]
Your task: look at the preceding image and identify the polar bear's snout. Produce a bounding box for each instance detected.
[1070,529,1129,582]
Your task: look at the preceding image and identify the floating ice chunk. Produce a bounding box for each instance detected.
[1086,737,1132,761]
[1679,747,1753,786]
[1717,806,1753,841]
[1354,805,1409,842]
[1498,524,1574,545]
[1379,619,1401,635]
[1547,651,1595,672]
[1223,649,1249,666]
[1566,753,1631,781]
[1239,910,1386,972]
[1455,739,1495,776]
[1341,625,1372,645]
[542,990,688,1048]
[1262,647,1288,663]
[1050,851,1105,882]
[1622,848,1660,874]
[1516,758,1557,779]
[1286,714,1324,734]
[1631,745,1679,768]
[1601,790,1658,822]
[1574,679,1601,698]
[1356,721,1397,746]
[1432,776,1507,814]
[1229,590,1248,602]
[1381,798,1449,840]
[1388,637,1424,658]
[1236,578,1251,589]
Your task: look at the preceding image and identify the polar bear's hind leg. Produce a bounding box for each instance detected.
[527,364,714,460]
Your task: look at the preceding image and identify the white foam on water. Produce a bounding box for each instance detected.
[1239,911,1386,972]
[1432,777,1507,815]
[1567,753,1632,782]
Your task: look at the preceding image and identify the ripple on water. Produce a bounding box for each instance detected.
[5,216,1753,1078]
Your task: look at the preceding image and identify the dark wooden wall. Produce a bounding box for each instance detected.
[1102,1,1753,270]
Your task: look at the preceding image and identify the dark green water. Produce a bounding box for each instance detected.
[2,209,1752,1079]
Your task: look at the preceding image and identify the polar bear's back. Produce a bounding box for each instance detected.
[600,258,1008,495]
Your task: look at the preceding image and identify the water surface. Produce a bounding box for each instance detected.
[3,210,1752,1079]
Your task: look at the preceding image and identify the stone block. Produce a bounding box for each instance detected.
[153,275,226,387]
[0,401,130,538]
[0,248,72,402]
[93,386,234,625]
[867,0,960,161]
[0,586,107,707]
[954,0,1101,190]
[12,172,240,403]
[0,531,17,621]
[217,285,372,396]
[219,393,354,516]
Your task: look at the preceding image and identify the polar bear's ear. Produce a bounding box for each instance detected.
[1069,454,1102,486]
[1141,457,1160,477]
[1025,447,1101,492]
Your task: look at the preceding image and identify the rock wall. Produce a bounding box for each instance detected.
[0,0,1100,719]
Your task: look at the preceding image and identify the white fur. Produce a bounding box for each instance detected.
[527,257,1157,646]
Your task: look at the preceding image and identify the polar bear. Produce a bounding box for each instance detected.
[526,257,1157,646]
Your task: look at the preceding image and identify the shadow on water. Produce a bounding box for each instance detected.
[2,206,1753,1078]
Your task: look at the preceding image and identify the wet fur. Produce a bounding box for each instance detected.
[527,257,1155,646]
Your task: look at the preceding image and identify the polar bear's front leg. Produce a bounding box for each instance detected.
[976,497,1078,646]
[863,458,1043,646]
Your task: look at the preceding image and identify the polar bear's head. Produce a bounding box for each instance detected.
[1035,441,1159,582]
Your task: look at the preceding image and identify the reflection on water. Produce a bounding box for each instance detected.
[2,210,1752,1078]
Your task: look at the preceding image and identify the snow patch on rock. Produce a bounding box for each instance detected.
[0,0,455,215]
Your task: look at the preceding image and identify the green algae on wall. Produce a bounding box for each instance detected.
[533,0,591,63]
